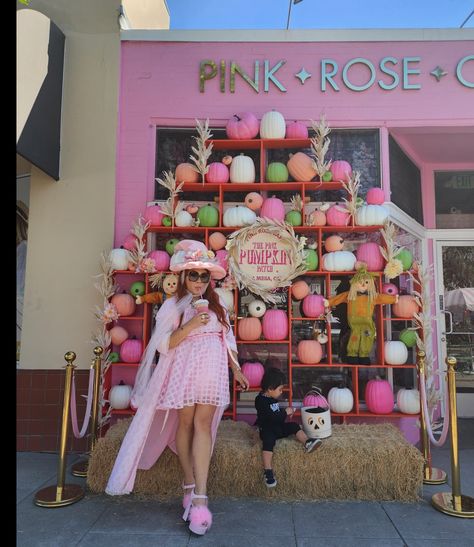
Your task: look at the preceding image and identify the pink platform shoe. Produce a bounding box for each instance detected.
[181,482,195,509]
[182,491,212,535]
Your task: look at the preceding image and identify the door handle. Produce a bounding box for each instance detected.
[441,309,453,335]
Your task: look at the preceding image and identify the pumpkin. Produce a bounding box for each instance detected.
[223,205,256,227]
[144,203,164,227]
[197,204,219,227]
[307,209,327,226]
[206,162,229,184]
[287,152,317,182]
[209,232,227,251]
[162,216,172,227]
[260,110,286,139]
[122,234,138,251]
[109,247,131,271]
[356,204,389,226]
[297,340,323,364]
[185,204,199,215]
[164,238,179,256]
[382,283,399,296]
[108,352,120,363]
[215,288,234,314]
[285,210,302,226]
[248,299,266,318]
[229,154,255,183]
[260,196,285,221]
[111,292,136,316]
[109,325,129,346]
[216,249,228,272]
[266,162,289,183]
[241,361,265,388]
[399,328,418,348]
[330,160,352,182]
[303,387,329,408]
[384,341,408,365]
[366,187,385,205]
[291,279,310,300]
[119,337,143,363]
[356,242,385,272]
[285,120,308,139]
[175,210,194,227]
[322,251,356,272]
[109,381,132,410]
[226,112,259,140]
[244,192,263,211]
[326,204,350,226]
[262,309,288,341]
[303,249,318,271]
[238,317,262,341]
[324,235,344,252]
[365,378,394,414]
[148,250,170,271]
[392,295,419,319]
[130,281,146,297]
[302,294,325,318]
[395,249,413,271]
[397,388,420,414]
[328,386,354,413]
[175,162,199,183]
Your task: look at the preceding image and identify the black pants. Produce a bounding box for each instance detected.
[259,422,301,452]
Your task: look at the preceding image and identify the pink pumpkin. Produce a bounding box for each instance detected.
[260,196,285,221]
[308,210,327,226]
[226,112,259,140]
[303,388,329,408]
[302,294,325,318]
[382,283,399,296]
[110,325,129,346]
[356,242,385,272]
[120,337,143,364]
[330,160,352,182]
[365,378,394,414]
[122,234,139,251]
[148,250,170,271]
[262,309,288,341]
[206,162,229,183]
[144,204,164,227]
[209,232,227,251]
[241,361,265,388]
[285,120,309,139]
[297,340,323,364]
[110,293,136,317]
[244,192,263,211]
[326,204,350,226]
[216,249,228,272]
[366,187,385,205]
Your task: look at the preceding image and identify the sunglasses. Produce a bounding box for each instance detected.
[187,270,211,283]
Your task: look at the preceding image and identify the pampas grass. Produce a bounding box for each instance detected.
[87,419,423,502]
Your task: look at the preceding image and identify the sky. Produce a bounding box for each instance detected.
[166,0,474,30]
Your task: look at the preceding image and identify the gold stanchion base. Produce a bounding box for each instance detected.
[432,492,474,518]
[71,459,88,477]
[34,484,84,508]
[423,467,447,485]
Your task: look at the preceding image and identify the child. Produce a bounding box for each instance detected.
[255,368,322,488]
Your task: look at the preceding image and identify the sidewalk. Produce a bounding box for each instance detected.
[17,419,474,547]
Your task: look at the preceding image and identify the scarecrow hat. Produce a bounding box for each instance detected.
[169,239,226,280]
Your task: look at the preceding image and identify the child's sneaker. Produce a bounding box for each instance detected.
[263,469,277,488]
[305,438,322,453]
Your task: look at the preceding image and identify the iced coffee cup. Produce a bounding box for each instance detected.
[194,298,209,313]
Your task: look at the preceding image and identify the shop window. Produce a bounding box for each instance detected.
[434,171,474,229]
[389,136,423,225]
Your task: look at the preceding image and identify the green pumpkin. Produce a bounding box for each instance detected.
[395,249,413,271]
[130,281,146,297]
[162,216,172,227]
[285,210,302,226]
[399,328,417,348]
[304,249,318,271]
[109,352,120,363]
[165,238,180,255]
[322,171,333,182]
[266,162,289,183]
[197,204,219,227]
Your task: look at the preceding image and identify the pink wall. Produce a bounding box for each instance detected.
[115,40,474,244]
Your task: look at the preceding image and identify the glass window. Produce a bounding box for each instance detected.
[435,171,474,229]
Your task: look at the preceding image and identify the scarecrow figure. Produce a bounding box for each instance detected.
[324,264,399,365]
[135,273,178,305]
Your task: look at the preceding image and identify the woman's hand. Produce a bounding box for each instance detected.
[286,407,295,416]
[234,368,250,391]
[186,312,210,331]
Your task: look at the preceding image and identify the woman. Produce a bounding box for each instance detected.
[106,239,249,536]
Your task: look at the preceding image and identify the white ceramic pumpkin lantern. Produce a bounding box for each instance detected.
[109,247,131,271]
[259,110,286,139]
[384,341,408,365]
[328,386,354,413]
[248,299,266,318]
[229,154,256,183]
[109,381,132,410]
[175,210,194,227]
[223,205,256,227]
[322,251,356,272]
[356,204,389,226]
[396,388,420,414]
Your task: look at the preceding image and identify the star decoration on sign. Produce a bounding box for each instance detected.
[430,66,448,82]
[295,68,312,84]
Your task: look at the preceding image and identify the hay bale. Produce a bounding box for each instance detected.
[87,418,423,502]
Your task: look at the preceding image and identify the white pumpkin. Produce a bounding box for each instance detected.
[223,205,257,227]
[322,251,356,272]
[109,248,131,271]
[356,204,389,226]
[109,381,132,410]
[328,387,354,413]
[248,299,266,318]
[384,341,408,365]
[175,210,194,227]
[215,288,234,314]
[260,110,286,139]
[229,154,256,183]
[396,388,420,414]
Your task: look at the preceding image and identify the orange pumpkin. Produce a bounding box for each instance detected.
[308,210,327,226]
[244,192,263,211]
[111,293,136,317]
[392,295,420,319]
[291,280,310,300]
[237,317,262,341]
[175,162,199,183]
[209,232,227,251]
[287,152,317,182]
[324,235,344,252]
[297,340,323,364]
[110,325,129,345]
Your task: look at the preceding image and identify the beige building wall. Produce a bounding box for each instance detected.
[19,4,120,370]
[122,0,170,29]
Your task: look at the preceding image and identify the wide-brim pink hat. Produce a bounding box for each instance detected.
[169,239,227,280]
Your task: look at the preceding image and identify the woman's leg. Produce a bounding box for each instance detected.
[192,404,216,505]
[177,406,196,489]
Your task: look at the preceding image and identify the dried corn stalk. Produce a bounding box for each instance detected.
[155,170,184,227]
[379,221,404,280]
[128,216,150,271]
[189,118,213,183]
[341,171,361,220]
[310,115,332,180]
